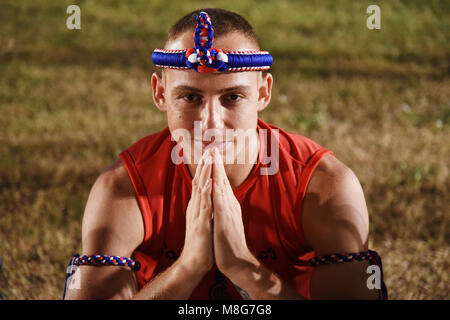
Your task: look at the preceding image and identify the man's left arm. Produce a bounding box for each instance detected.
[301,154,381,299]
[214,150,381,299]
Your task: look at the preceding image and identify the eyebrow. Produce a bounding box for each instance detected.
[173,85,252,94]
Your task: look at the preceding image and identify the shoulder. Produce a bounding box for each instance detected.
[306,153,357,193]
[97,158,134,196]
[302,154,370,255]
[81,158,144,256]
[124,127,172,160]
[259,119,326,164]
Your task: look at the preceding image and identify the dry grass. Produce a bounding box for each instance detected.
[0,0,448,299]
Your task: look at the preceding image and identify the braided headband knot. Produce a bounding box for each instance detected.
[152,12,273,73]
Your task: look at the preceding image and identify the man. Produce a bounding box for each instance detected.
[65,8,384,300]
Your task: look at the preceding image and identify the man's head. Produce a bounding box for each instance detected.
[151,8,273,164]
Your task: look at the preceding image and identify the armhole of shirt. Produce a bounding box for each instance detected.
[296,148,335,248]
[119,150,153,244]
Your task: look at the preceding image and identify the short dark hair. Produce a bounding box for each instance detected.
[167,8,260,48]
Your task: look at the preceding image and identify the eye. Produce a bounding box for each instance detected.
[182,94,201,103]
[224,94,243,103]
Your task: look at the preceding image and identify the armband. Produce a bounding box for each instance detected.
[308,250,388,300]
[68,254,141,271]
[62,254,141,299]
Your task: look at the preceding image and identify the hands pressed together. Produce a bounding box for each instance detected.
[180,147,258,279]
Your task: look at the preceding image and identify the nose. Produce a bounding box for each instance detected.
[201,97,223,130]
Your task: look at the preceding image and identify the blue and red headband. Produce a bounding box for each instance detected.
[152,12,273,73]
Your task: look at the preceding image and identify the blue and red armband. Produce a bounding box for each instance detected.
[62,254,141,299]
[308,250,388,300]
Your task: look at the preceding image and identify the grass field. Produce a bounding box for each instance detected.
[0,0,449,299]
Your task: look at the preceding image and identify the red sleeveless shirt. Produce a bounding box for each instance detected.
[119,118,334,299]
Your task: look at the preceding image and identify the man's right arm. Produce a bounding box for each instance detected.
[64,158,208,300]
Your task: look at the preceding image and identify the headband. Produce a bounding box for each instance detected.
[151,12,273,73]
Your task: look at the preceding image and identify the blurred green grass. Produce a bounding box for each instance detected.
[0,0,449,299]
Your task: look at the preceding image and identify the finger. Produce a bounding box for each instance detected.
[200,178,213,221]
[212,180,225,215]
[190,155,207,210]
[198,149,213,188]
[212,177,227,216]
[191,150,213,218]
[212,148,228,212]
[192,152,207,191]
[212,147,233,195]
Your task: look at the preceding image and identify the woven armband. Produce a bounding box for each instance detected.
[62,254,141,299]
[308,250,388,300]
[68,254,141,271]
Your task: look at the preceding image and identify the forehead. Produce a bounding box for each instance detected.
[164,70,258,93]
[163,31,260,89]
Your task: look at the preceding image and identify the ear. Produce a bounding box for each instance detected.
[151,71,167,112]
[257,72,273,112]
